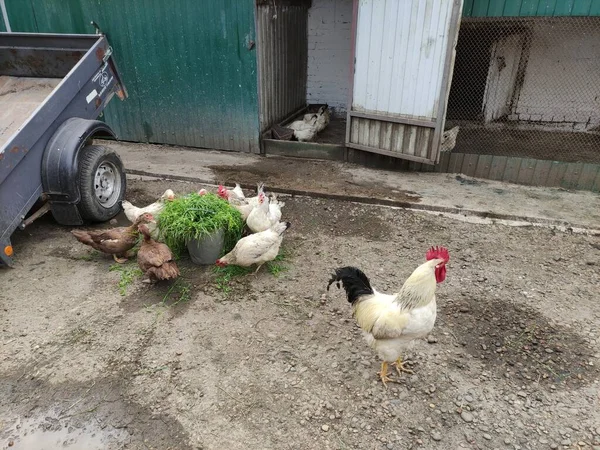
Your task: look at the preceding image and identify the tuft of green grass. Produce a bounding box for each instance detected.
[266,247,290,277]
[157,192,244,257]
[266,261,288,277]
[161,279,192,307]
[212,246,291,290]
[109,263,143,296]
[213,265,253,293]
[73,250,101,261]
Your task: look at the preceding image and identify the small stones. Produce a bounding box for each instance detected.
[460,411,474,423]
[431,432,442,441]
[321,425,329,432]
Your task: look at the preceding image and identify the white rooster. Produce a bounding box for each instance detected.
[327,246,450,387]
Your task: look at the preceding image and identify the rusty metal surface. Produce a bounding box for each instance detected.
[256,2,309,132]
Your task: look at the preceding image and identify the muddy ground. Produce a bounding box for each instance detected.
[1,178,599,450]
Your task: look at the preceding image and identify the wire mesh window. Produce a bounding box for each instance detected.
[445,16,600,165]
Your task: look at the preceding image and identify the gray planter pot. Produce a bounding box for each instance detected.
[187,228,225,265]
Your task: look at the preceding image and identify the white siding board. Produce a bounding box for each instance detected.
[425,1,449,116]
[376,0,398,113]
[390,1,412,117]
[353,0,456,120]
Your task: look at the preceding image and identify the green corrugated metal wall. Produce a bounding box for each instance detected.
[3,0,260,153]
[463,0,600,16]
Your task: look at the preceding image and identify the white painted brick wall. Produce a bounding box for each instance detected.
[306,0,353,117]
[512,21,600,131]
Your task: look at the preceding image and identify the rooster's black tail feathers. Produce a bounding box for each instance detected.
[327,266,374,304]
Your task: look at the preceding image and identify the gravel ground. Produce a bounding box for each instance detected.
[1,178,599,450]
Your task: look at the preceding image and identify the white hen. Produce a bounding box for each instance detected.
[268,193,284,222]
[216,221,290,273]
[121,189,175,241]
[315,107,330,133]
[304,105,330,133]
[246,192,279,233]
[228,196,255,221]
[292,116,318,142]
[303,105,327,121]
[121,189,175,223]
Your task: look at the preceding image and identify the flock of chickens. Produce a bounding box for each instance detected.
[70,180,451,388]
[71,189,180,283]
[215,183,290,272]
[286,105,331,142]
[70,182,291,283]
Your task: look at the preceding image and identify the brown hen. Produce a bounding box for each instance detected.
[136,224,179,283]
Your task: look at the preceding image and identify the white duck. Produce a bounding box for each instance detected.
[246,192,279,233]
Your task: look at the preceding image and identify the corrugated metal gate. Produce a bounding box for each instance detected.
[346,0,463,165]
[2,0,260,152]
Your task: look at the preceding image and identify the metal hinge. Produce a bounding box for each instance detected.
[103,46,113,63]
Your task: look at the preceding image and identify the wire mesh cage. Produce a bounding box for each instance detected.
[445,16,600,166]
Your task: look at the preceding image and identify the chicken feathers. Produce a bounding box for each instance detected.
[327,247,450,386]
[137,224,179,282]
[216,221,290,272]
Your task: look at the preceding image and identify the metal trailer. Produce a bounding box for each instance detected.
[0,31,128,267]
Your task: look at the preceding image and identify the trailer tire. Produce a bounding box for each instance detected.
[77,145,126,222]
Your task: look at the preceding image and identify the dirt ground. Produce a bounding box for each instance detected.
[1,178,600,450]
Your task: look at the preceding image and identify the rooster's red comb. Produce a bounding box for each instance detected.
[426,246,449,262]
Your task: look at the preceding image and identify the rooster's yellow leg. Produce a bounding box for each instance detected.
[113,254,128,264]
[393,356,414,375]
[377,361,394,387]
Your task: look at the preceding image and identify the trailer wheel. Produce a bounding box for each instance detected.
[77,145,126,222]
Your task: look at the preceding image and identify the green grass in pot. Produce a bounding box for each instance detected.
[158,192,244,257]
